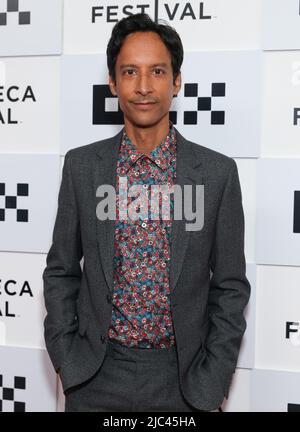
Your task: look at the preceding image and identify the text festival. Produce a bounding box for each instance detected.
[92,2,212,23]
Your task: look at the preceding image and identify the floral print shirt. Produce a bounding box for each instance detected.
[107,121,177,349]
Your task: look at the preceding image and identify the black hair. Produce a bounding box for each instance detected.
[106,13,184,85]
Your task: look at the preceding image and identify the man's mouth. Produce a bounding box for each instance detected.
[132,101,157,110]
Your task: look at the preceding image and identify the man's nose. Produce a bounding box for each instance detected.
[135,73,153,95]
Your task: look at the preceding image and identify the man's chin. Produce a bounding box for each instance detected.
[125,114,168,129]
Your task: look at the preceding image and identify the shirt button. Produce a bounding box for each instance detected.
[142,222,147,228]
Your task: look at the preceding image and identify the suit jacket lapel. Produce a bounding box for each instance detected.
[169,128,204,293]
[93,126,205,295]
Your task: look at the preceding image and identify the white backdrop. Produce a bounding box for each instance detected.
[0,0,300,412]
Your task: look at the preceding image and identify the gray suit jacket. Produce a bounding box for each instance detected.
[43,126,250,411]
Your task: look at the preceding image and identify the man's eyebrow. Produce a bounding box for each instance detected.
[119,63,169,69]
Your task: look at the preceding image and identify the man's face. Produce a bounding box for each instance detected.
[108,31,181,128]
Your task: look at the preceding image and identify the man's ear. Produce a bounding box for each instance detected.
[173,71,181,97]
[108,75,117,96]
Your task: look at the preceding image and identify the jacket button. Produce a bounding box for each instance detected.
[101,335,106,343]
[106,293,112,303]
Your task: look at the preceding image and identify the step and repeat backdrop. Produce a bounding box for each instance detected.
[0,0,300,412]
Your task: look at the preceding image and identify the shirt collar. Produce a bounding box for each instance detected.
[118,120,176,173]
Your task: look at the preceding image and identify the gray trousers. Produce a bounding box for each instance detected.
[64,339,201,412]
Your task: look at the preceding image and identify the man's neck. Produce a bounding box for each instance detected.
[124,118,170,156]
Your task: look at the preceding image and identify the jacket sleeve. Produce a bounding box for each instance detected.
[207,158,251,398]
[42,150,83,373]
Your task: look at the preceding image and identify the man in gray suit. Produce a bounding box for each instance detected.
[43,13,250,412]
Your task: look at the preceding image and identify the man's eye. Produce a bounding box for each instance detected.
[154,68,164,74]
[124,69,135,75]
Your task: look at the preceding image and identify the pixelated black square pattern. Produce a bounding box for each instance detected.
[17,209,28,222]
[8,0,19,13]
[211,111,225,125]
[0,13,7,25]
[212,82,226,97]
[92,82,225,126]
[198,97,211,111]
[184,83,198,97]
[294,191,300,233]
[0,1,31,26]
[0,374,26,412]
[17,183,28,196]
[19,11,30,25]
[6,196,17,209]
[14,376,26,390]
[14,401,26,412]
[3,388,14,401]
[184,111,198,125]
